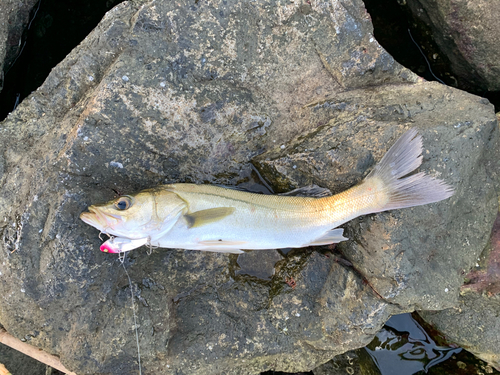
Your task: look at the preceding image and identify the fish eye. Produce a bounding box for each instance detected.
[114,196,133,210]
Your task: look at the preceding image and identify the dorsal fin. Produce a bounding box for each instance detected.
[279,184,332,198]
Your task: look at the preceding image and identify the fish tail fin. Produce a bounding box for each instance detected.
[364,128,454,213]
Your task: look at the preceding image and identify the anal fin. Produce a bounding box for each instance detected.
[307,228,348,246]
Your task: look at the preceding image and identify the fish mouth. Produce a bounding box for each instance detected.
[80,206,117,232]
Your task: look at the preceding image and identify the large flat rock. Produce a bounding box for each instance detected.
[0,0,498,374]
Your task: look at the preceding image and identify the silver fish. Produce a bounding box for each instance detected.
[80,129,453,254]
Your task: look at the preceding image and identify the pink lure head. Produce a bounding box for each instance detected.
[100,242,120,253]
[99,237,149,254]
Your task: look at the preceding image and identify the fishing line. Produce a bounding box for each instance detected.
[119,253,142,375]
[407,28,445,85]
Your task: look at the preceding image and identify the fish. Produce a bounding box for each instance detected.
[80,128,454,254]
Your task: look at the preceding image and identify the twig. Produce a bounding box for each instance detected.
[0,363,12,375]
[0,328,77,374]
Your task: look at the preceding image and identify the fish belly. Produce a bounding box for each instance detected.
[153,208,336,251]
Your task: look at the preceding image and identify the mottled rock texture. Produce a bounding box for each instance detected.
[0,0,498,374]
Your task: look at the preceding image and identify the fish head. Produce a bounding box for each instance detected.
[80,189,186,240]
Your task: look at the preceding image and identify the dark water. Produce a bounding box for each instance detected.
[365,313,462,375]
[0,0,124,121]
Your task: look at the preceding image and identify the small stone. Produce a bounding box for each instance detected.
[110,161,124,168]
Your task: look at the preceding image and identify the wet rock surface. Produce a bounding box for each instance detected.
[0,0,498,374]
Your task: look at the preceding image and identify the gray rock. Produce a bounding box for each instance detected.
[313,350,371,375]
[420,211,500,371]
[235,250,283,280]
[0,0,498,374]
[404,0,500,91]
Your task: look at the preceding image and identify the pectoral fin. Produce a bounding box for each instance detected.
[184,207,235,228]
